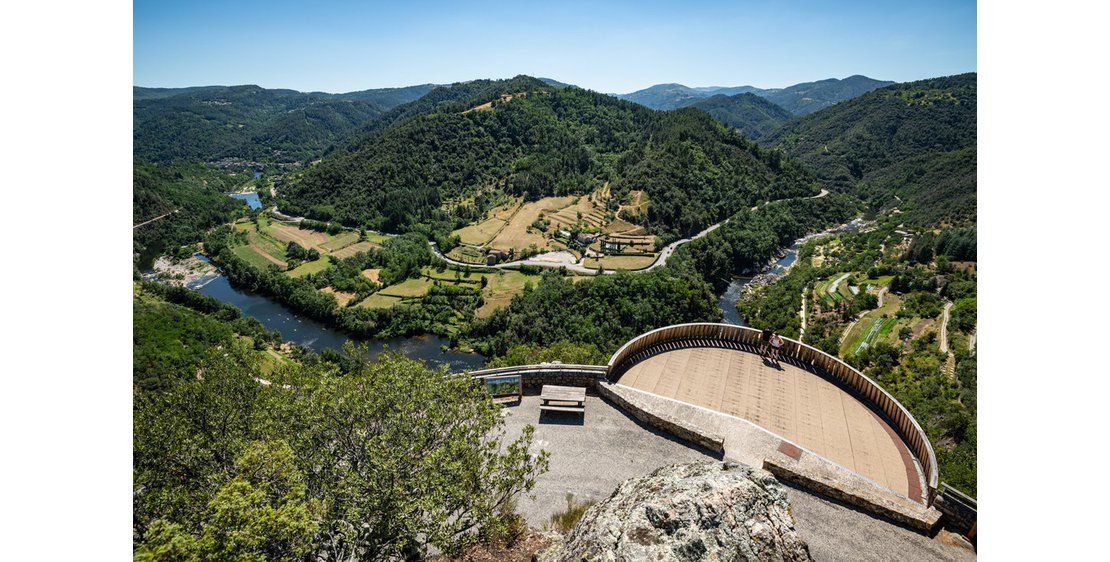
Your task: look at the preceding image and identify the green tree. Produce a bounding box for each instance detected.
[134,346,549,559]
[135,440,322,562]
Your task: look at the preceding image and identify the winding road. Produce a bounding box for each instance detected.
[430,188,830,275]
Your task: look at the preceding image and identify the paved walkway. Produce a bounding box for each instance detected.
[616,346,917,499]
[499,395,719,527]
[499,393,970,560]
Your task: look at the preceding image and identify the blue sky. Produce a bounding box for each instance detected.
[134,0,976,93]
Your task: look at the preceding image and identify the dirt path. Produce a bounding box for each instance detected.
[133,208,179,229]
[800,288,808,338]
[939,301,954,353]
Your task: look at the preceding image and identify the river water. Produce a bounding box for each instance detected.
[715,218,864,325]
[230,192,263,210]
[182,269,484,372]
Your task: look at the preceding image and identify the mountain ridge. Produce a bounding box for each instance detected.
[616,75,894,114]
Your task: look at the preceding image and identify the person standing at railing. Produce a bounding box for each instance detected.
[769,332,784,363]
[759,328,773,356]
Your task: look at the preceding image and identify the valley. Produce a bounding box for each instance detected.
[132,69,978,559]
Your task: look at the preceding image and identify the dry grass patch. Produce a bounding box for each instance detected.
[489,196,575,252]
[320,287,357,307]
[585,255,657,270]
[265,223,330,251]
[361,268,382,284]
[475,270,534,318]
[454,217,507,246]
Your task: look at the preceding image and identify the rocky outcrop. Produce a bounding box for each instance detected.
[538,462,812,562]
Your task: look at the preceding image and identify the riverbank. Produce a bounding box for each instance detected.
[715,217,870,323]
[150,255,217,287]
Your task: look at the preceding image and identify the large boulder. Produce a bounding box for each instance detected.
[538,462,811,562]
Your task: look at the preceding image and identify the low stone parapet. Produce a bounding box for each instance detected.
[469,364,608,391]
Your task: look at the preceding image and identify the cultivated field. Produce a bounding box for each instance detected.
[319,231,360,252]
[487,196,575,252]
[840,293,904,356]
[330,241,380,259]
[446,245,486,264]
[287,258,331,278]
[475,270,533,318]
[584,255,657,270]
[265,222,330,251]
[379,277,435,298]
[356,293,404,309]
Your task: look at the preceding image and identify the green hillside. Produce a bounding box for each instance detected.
[133,84,438,164]
[765,73,976,225]
[690,93,793,140]
[760,75,894,116]
[281,76,820,238]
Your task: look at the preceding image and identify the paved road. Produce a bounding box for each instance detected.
[430,188,831,275]
[828,272,852,295]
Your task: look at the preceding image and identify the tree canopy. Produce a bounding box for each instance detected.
[134,346,548,559]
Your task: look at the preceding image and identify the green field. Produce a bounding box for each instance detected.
[287,258,331,278]
[232,245,280,270]
[840,293,903,357]
[447,245,487,264]
[364,232,392,245]
[379,277,435,298]
[475,270,535,318]
[356,293,404,309]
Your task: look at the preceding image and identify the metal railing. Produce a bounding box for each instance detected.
[606,323,940,504]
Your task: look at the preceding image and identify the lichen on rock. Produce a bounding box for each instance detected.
[537,461,812,562]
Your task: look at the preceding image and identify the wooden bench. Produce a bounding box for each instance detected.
[540,384,586,414]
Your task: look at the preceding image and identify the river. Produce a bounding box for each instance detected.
[181,267,484,372]
[715,218,865,325]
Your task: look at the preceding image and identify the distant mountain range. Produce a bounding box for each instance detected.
[765,73,976,226]
[688,93,793,141]
[133,84,437,163]
[616,75,894,115]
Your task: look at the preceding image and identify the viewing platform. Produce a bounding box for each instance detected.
[470,323,956,534]
[615,341,920,501]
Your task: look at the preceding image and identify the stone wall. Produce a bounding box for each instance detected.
[470,364,607,392]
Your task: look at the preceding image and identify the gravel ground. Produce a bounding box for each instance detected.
[499,394,975,560]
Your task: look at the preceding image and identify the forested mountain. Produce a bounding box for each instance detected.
[281,76,819,238]
[764,73,977,225]
[758,75,894,115]
[615,83,716,110]
[616,76,891,113]
[132,162,247,265]
[133,84,435,163]
[689,93,792,140]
